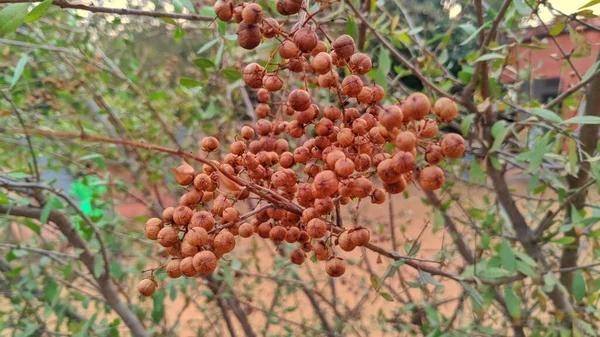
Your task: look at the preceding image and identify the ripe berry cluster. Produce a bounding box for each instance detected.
[138,0,465,296]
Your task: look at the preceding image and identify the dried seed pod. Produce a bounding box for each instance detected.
[288,89,312,111]
[257,222,272,238]
[307,218,327,238]
[285,227,301,243]
[232,4,243,23]
[237,22,262,50]
[383,176,407,194]
[357,87,374,104]
[349,227,370,246]
[185,227,209,246]
[313,241,331,261]
[181,240,199,257]
[194,173,212,191]
[371,85,385,101]
[241,125,255,140]
[294,27,318,53]
[391,151,416,174]
[145,218,163,240]
[157,226,179,247]
[425,144,444,165]
[162,207,175,223]
[137,277,157,296]
[201,136,220,152]
[261,17,280,38]
[173,206,193,226]
[243,63,265,88]
[317,71,339,88]
[440,133,465,158]
[180,256,198,277]
[166,259,182,278]
[418,119,439,138]
[324,106,341,120]
[311,170,339,199]
[371,188,386,204]
[377,159,401,184]
[348,53,372,75]
[354,153,372,171]
[311,52,333,74]
[165,243,180,257]
[434,97,459,123]
[337,231,356,251]
[314,197,334,215]
[403,93,431,121]
[269,225,288,243]
[214,0,233,22]
[334,158,355,178]
[379,105,403,131]
[395,131,418,152]
[238,222,254,238]
[276,0,303,15]
[241,3,262,24]
[350,177,373,198]
[214,231,236,253]
[279,40,300,59]
[330,50,347,67]
[326,257,346,277]
[174,162,195,186]
[263,73,283,92]
[193,251,217,274]
[190,211,215,231]
[341,75,363,97]
[290,248,306,264]
[332,34,355,59]
[222,207,240,222]
[419,165,445,191]
[311,40,328,56]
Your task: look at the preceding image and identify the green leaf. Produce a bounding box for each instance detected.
[24,0,52,23]
[489,121,511,153]
[582,61,600,82]
[374,68,387,92]
[553,236,576,245]
[23,219,41,236]
[560,116,600,125]
[530,107,563,123]
[10,53,28,88]
[514,0,531,15]
[161,17,176,25]
[379,49,391,74]
[197,38,219,54]
[174,25,185,42]
[474,53,505,63]
[221,68,242,81]
[179,77,202,88]
[421,272,443,287]
[0,4,29,34]
[549,21,567,36]
[504,286,522,320]
[499,239,516,273]
[573,270,586,302]
[461,282,484,305]
[370,275,379,289]
[460,24,487,46]
[379,291,393,302]
[179,0,196,13]
[193,58,215,69]
[461,114,475,136]
[579,0,600,9]
[345,17,357,41]
[40,197,53,225]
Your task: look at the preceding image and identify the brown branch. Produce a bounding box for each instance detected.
[0,203,148,336]
[544,68,600,109]
[0,0,213,21]
[559,50,600,294]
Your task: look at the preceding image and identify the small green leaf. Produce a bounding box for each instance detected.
[379,49,391,74]
[552,236,576,245]
[24,0,52,22]
[379,291,393,302]
[179,0,196,13]
[161,17,176,25]
[193,58,215,69]
[460,24,487,46]
[461,282,484,305]
[474,53,505,63]
[174,25,185,42]
[530,107,563,123]
[489,121,511,153]
[499,239,516,273]
[579,0,600,9]
[345,17,357,41]
[504,286,522,320]
[573,270,586,302]
[370,275,379,289]
[40,197,53,225]
[179,77,202,88]
[23,219,41,236]
[461,114,475,136]
[197,38,219,54]
[560,116,600,125]
[221,68,242,81]
[10,53,28,88]
[549,21,567,36]
[0,4,29,34]
[202,102,217,119]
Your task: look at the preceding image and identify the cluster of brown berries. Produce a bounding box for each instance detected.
[137,0,466,296]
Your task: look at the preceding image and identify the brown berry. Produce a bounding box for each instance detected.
[193,251,217,274]
[214,231,236,253]
[261,18,280,38]
[201,136,220,152]
[391,151,416,174]
[166,259,182,278]
[243,63,265,88]
[276,0,302,15]
[395,131,417,152]
[425,144,444,165]
[434,97,458,123]
[263,73,283,92]
[341,75,363,97]
[350,177,373,198]
[440,133,465,158]
[214,0,233,22]
[162,207,175,223]
[326,257,346,277]
[157,226,179,247]
[241,3,262,24]
[349,53,372,75]
[419,165,445,191]
[311,52,333,74]
[310,40,328,56]
[349,227,370,246]
[294,27,318,53]
[312,170,339,199]
[237,22,262,50]
[174,162,195,186]
[238,222,254,238]
[418,119,439,138]
[185,227,209,246]
[145,218,163,240]
[371,188,386,204]
[269,225,288,243]
[190,211,215,231]
[279,40,300,59]
[288,89,312,111]
[181,256,198,277]
[173,206,193,226]
[137,278,157,296]
[332,35,355,59]
[290,248,306,264]
[379,105,403,131]
[403,93,431,121]
[307,218,327,238]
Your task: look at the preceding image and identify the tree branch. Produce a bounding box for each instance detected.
[0,0,213,21]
